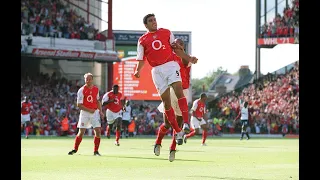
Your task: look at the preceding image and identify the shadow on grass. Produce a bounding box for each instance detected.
[186,175,264,180]
[130,147,206,153]
[77,154,214,162]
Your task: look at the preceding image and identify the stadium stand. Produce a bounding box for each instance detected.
[21,0,105,41]
[21,60,299,137]
[21,72,167,136]
[260,0,299,38]
[208,61,299,136]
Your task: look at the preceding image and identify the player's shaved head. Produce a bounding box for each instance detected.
[113,84,119,94]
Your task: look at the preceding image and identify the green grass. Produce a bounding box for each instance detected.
[22,136,299,180]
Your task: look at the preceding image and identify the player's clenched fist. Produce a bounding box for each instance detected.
[134,70,140,78]
[189,56,198,64]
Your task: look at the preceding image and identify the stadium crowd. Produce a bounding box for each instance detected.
[260,0,299,38]
[210,61,299,135]
[21,59,299,137]
[21,60,299,137]
[21,0,104,40]
[21,72,169,137]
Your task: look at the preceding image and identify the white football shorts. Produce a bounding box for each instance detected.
[190,116,207,129]
[21,114,30,124]
[151,61,182,95]
[106,109,122,124]
[77,109,101,128]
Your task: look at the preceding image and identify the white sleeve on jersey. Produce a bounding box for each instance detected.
[136,41,144,60]
[101,92,110,104]
[169,31,175,44]
[77,87,84,104]
[191,99,199,111]
[97,91,100,100]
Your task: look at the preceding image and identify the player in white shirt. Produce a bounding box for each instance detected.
[234,101,251,140]
[121,100,132,138]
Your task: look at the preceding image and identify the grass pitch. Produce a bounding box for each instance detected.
[22,136,299,180]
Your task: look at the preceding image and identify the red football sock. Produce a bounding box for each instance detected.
[74,135,82,151]
[178,97,189,124]
[94,136,100,152]
[106,126,110,136]
[186,129,196,138]
[115,130,120,142]
[170,130,177,151]
[25,126,29,136]
[202,130,207,144]
[165,107,181,132]
[155,124,169,145]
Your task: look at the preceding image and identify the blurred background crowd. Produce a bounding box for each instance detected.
[21,61,299,137]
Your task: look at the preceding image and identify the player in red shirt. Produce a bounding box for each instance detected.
[68,73,105,156]
[156,38,193,161]
[102,84,123,146]
[134,13,198,145]
[21,96,32,139]
[183,93,208,146]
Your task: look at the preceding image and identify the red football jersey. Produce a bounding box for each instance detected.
[173,54,191,89]
[136,28,175,67]
[102,91,123,113]
[77,85,100,110]
[21,101,32,115]
[191,99,206,119]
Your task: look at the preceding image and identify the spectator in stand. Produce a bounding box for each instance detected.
[211,61,299,135]
[21,0,102,41]
[260,0,299,38]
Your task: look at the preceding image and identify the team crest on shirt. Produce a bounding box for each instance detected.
[90,91,92,94]
[153,35,157,39]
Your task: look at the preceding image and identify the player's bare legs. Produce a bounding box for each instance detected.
[171,81,190,133]
[93,127,102,156]
[168,116,183,162]
[114,117,122,146]
[68,128,86,155]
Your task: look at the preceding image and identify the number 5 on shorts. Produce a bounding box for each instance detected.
[176,70,180,77]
